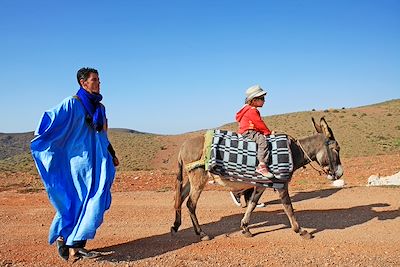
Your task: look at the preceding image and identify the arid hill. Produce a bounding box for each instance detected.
[1,99,399,192]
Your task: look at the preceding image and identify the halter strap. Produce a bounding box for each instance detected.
[288,134,335,176]
[324,139,336,175]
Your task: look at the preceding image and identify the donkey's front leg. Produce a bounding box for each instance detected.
[240,188,263,237]
[277,187,313,239]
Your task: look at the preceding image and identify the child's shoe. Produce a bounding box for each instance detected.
[255,163,274,178]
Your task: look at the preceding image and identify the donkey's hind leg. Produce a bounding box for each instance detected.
[277,186,313,239]
[171,181,190,234]
[186,168,210,241]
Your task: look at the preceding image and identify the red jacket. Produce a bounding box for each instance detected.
[235,104,271,135]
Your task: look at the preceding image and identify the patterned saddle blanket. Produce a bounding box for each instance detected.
[205,130,293,189]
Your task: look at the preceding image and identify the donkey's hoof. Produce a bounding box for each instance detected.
[200,234,211,241]
[299,230,313,239]
[242,230,253,238]
[170,226,178,236]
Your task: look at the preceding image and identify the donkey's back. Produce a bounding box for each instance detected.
[179,135,204,165]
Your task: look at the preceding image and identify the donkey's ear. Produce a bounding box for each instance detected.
[320,117,335,139]
[312,117,322,133]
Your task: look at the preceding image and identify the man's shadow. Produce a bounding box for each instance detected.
[95,188,399,263]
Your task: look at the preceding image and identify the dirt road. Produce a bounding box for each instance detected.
[1,185,399,267]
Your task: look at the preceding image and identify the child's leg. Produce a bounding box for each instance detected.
[252,132,269,164]
[242,131,273,177]
[242,131,265,164]
[252,132,273,177]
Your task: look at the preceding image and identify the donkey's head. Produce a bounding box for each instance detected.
[311,117,344,180]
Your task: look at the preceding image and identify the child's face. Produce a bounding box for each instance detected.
[251,96,265,107]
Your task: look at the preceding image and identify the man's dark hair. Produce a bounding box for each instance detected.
[77,67,99,86]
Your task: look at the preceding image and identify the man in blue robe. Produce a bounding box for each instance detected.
[31,67,119,260]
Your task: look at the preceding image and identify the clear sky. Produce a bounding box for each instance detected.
[1,0,399,134]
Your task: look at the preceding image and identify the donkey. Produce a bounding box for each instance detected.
[171,117,343,240]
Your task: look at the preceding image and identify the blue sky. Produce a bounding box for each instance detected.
[1,0,399,134]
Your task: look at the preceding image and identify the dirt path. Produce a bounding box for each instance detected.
[1,185,399,267]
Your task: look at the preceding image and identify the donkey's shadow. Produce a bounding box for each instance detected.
[95,189,399,263]
[249,202,398,237]
[263,187,345,205]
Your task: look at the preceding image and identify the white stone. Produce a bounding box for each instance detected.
[332,179,345,187]
[367,171,400,186]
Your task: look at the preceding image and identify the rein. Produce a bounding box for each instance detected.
[295,139,327,176]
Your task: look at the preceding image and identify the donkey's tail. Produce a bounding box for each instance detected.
[171,152,185,233]
[174,153,184,210]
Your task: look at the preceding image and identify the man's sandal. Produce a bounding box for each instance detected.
[70,248,99,260]
[56,237,69,261]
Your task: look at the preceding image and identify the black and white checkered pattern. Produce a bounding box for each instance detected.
[206,130,293,189]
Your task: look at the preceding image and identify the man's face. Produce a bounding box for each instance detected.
[81,73,100,94]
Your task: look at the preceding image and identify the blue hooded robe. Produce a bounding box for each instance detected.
[31,96,115,246]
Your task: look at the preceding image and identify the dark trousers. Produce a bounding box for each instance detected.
[69,240,87,248]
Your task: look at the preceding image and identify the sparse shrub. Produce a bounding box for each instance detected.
[332,109,339,113]
[156,186,173,192]
[311,108,316,111]
[324,109,329,113]
[352,113,357,116]
[341,107,346,109]
[339,115,344,118]
[395,139,400,147]
[387,113,392,116]
[375,135,387,141]
[360,113,367,117]
[396,126,400,130]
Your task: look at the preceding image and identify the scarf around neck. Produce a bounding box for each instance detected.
[76,87,105,132]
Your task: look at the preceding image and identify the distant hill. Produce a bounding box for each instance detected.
[220,99,400,159]
[110,128,149,135]
[0,132,35,173]
[1,99,399,173]
[0,132,34,160]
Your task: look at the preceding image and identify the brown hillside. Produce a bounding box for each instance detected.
[125,98,400,172]
[0,99,399,192]
[221,99,400,158]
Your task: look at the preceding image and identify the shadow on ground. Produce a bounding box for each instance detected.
[263,187,345,205]
[95,188,399,264]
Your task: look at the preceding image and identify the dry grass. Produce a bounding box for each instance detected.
[221,99,400,158]
[0,99,399,175]
[108,131,163,171]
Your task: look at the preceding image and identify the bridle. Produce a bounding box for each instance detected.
[295,137,337,177]
[324,139,337,176]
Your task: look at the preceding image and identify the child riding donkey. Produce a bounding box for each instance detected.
[231,85,274,207]
[236,84,274,177]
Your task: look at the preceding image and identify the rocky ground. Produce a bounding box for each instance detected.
[1,154,400,266]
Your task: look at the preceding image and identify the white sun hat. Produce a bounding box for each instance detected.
[245,84,267,102]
